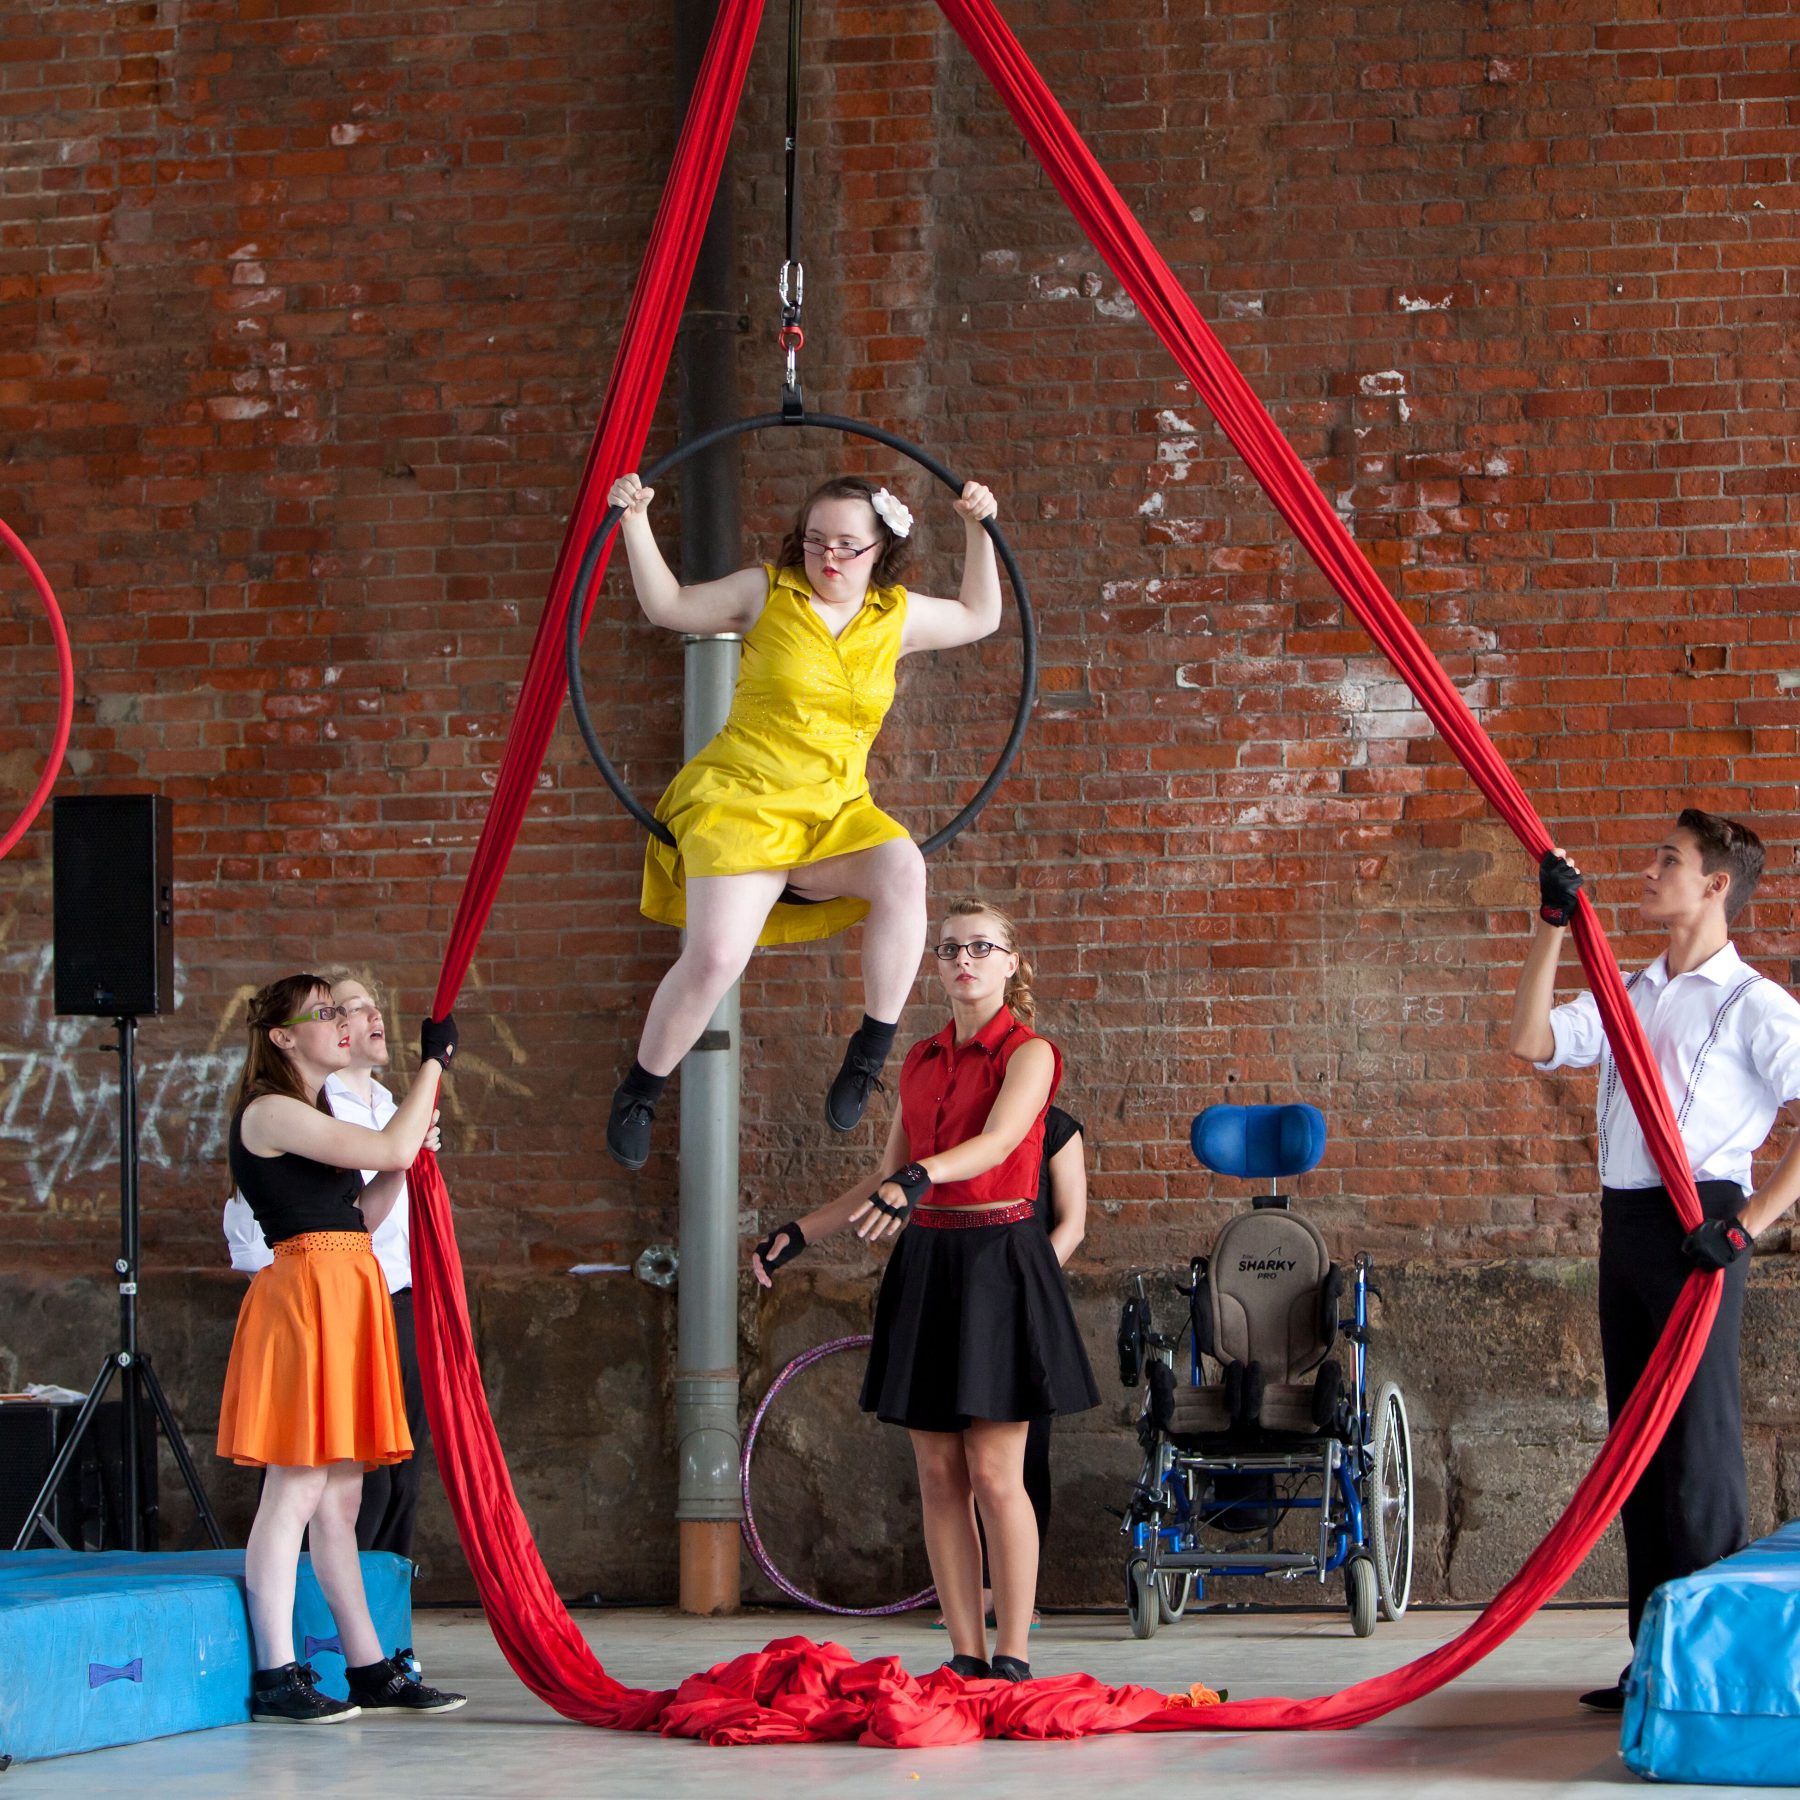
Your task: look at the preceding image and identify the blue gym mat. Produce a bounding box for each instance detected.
[0,1548,412,1764]
[1621,1520,1800,1785]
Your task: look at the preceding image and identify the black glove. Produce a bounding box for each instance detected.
[1681,1216,1752,1271]
[869,1161,931,1223]
[1538,850,1584,927]
[419,1013,459,1066]
[753,1221,807,1273]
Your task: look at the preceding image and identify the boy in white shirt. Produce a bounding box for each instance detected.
[1509,808,1800,1710]
[223,973,434,1558]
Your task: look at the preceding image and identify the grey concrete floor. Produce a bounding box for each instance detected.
[17,1603,1752,1798]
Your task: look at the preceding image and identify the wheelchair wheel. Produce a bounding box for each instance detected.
[1126,1556,1160,1640]
[1368,1380,1415,1621]
[1157,1569,1193,1625]
[1346,1553,1377,1639]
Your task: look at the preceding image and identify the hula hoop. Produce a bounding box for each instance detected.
[0,518,74,861]
[564,411,1037,857]
[740,1334,937,1616]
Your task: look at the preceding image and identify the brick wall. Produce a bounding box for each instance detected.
[2,1,1797,1598]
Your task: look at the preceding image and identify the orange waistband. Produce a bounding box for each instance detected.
[272,1231,372,1256]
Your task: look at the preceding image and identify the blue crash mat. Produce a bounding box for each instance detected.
[1621,1520,1800,1785]
[0,1548,412,1763]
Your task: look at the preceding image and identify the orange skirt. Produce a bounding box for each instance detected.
[216,1231,413,1470]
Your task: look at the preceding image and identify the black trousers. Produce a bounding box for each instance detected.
[355,1287,428,1560]
[1599,1181,1751,1641]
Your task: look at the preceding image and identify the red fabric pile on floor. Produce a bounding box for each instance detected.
[405,0,1722,1743]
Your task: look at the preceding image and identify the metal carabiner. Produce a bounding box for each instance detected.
[778,261,805,414]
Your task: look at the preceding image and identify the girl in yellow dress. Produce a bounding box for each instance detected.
[603,471,1002,1168]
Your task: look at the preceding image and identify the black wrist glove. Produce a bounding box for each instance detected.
[869,1161,931,1223]
[753,1221,807,1273]
[419,1013,459,1067]
[1681,1216,1752,1271]
[1538,850,1584,927]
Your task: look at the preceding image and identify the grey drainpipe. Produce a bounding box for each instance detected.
[671,0,744,1614]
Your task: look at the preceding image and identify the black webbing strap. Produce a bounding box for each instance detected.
[778,0,805,416]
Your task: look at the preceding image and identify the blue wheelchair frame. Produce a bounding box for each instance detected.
[1120,1104,1410,1638]
[1126,1256,1374,1585]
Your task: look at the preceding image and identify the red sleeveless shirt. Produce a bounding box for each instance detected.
[896,1004,1063,1207]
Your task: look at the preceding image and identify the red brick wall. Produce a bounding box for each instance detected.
[3,0,1797,1292]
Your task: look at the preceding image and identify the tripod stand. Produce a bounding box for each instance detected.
[13,1015,225,1552]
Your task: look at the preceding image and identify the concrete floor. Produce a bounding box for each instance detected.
[19,1603,1741,1798]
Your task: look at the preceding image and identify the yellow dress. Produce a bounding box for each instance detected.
[641,563,912,947]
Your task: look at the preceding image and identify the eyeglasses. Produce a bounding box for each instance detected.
[283,1004,348,1025]
[338,1001,383,1021]
[801,536,878,562]
[932,939,1007,963]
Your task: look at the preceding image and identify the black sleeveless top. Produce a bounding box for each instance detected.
[1033,1106,1083,1228]
[229,1100,367,1246]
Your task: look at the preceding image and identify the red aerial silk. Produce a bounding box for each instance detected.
[404,0,1727,1744]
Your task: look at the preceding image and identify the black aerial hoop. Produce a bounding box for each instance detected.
[563,411,1037,858]
[563,0,1035,860]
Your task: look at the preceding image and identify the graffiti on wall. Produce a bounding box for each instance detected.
[0,943,253,1212]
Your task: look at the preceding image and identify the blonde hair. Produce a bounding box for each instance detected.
[322,965,385,1008]
[942,896,1037,1028]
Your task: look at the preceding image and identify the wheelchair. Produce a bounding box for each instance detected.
[1116,1103,1415,1639]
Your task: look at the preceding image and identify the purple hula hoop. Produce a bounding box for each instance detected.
[740,1334,937,1617]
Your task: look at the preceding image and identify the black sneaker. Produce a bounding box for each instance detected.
[251,1661,361,1725]
[825,1044,888,1133]
[990,1654,1032,1683]
[606,1088,657,1170]
[346,1650,468,1715]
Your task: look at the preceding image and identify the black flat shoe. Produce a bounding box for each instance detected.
[943,1654,991,1680]
[825,1041,889,1133]
[251,1661,360,1725]
[606,1088,656,1169]
[990,1655,1032,1683]
[346,1650,468,1715]
[1578,1682,1626,1713]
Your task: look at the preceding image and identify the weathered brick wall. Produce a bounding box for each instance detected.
[2,2,1797,1602]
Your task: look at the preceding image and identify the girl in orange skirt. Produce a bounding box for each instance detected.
[217,972,464,1724]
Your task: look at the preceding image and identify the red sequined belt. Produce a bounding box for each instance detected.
[912,1200,1035,1230]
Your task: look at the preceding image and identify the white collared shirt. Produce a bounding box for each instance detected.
[222,1072,411,1294]
[1538,940,1800,1191]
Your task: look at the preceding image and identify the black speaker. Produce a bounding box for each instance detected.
[0,1399,159,1551]
[53,794,175,1017]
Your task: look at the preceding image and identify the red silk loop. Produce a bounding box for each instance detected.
[406,0,1721,1743]
[0,517,75,861]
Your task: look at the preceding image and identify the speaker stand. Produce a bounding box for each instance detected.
[12,1016,226,1553]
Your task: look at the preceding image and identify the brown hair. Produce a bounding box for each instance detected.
[1676,807,1766,923]
[776,477,910,589]
[942,896,1037,1028]
[230,974,335,1115]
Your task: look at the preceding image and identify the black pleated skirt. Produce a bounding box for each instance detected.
[859,1216,1101,1432]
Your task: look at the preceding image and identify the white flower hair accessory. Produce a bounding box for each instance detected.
[869,487,913,538]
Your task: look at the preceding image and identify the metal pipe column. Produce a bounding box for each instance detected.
[672,0,744,1616]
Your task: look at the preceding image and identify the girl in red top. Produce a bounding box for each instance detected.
[752,898,1098,1682]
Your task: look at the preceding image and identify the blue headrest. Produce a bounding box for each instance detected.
[1191,1103,1327,1180]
